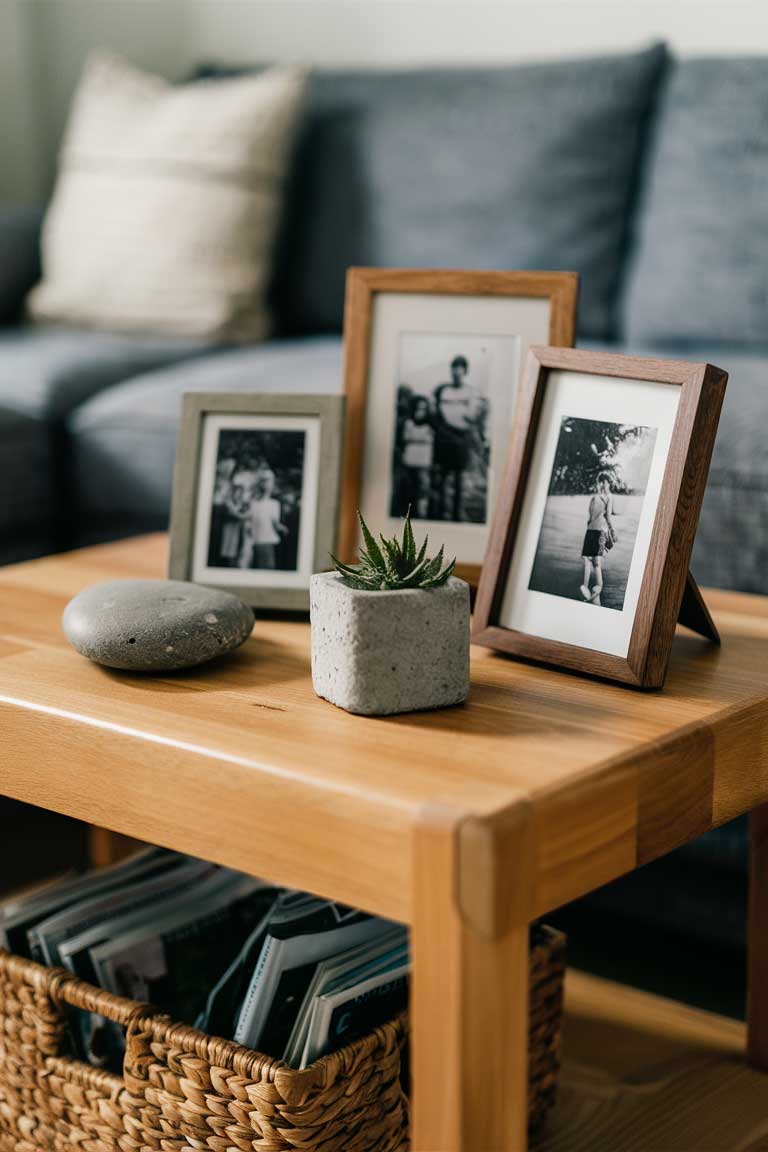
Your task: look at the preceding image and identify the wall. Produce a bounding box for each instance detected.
[2,0,768,202]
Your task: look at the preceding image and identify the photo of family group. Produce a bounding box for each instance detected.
[527,416,658,611]
[389,334,492,524]
[205,428,305,572]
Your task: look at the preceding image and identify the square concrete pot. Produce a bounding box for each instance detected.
[310,572,470,716]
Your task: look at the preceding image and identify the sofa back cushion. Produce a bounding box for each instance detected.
[28,53,306,342]
[268,44,666,340]
[624,58,768,346]
[0,206,43,325]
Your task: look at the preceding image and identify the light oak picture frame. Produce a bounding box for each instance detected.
[169,392,345,611]
[473,346,728,688]
[340,268,579,584]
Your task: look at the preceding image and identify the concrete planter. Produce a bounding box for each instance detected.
[310,572,470,716]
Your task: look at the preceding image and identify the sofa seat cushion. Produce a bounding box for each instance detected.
[0,407,54,558]
[70,335,768,599]
[0,324,209,420]
[68,337,343,538]
[255,44,666,341]
[624,57,768,346]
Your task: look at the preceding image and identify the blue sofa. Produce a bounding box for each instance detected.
[0,42,762,978]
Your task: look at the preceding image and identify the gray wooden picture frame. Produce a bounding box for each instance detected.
[168,392,346,611]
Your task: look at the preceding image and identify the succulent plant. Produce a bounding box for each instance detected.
[331,510,456,591]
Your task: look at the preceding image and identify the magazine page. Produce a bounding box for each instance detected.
[197,891,282,1036]
[234,900,396,1053]
[283,927,406,1066]
[91,874,276,1025]
[0,847,178,956]
[300,960,410,1068]
[29,857,215,965]
[58,867,249,1066]
[58,867,239,984]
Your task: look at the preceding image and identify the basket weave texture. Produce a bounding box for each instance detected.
[0,926,564,1151]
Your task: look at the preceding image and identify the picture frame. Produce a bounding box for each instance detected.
[168,392,345,611]
[339,268,579,583]
[473,346,728,688]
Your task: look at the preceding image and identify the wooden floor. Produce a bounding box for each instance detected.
[539,971,768,1152]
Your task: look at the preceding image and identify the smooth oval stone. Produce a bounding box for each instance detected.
[62,579,254,671]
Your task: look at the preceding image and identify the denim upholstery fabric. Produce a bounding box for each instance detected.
[68,337,343,539]
[0,325,210,420]
[0,407,53,560]
[67,335,768,598]
[624,58,768,345]
[0,206,43,325]
[268,45,666,341]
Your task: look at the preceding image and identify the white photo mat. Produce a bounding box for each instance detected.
[499,371,681,658]
[360,292,551,565]
[192,412,321,589]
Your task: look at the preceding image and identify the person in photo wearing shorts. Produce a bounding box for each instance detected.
[580,472,617,605]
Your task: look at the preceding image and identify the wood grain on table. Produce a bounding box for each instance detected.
[539,971,768,1152]
[2,534,768,1152]
[0,534,766,925]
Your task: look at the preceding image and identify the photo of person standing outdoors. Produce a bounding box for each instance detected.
[528,417,658,611]
[431,355,480,521]
[580,471,617,605]
[390,339,491,524]
[205,429,305,572]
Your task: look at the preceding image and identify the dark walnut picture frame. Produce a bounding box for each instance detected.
[473,346,728,688]
[169,392,345,612]
[339,267,579,584]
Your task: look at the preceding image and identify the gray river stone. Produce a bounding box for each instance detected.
[62,579,254,671]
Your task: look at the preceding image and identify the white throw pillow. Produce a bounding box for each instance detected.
[28,53,306,341]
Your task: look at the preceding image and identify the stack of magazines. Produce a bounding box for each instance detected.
[0,848,409,1071]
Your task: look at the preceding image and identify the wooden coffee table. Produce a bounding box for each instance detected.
[1,534,767,1152]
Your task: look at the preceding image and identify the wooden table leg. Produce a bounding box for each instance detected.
[748,802,768,1070]
[87,826,143,868]
[411,801,533,1151]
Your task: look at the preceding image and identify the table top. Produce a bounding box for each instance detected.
[1,534,767,923]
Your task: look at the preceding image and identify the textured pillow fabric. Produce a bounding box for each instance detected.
[624,58,768,345]
[263,44,667,340]
[28,54,306,341]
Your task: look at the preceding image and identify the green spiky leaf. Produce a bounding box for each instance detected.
[420,544,446,584]
[402,510,416,569]
[415,535,428,568]
[358,512,386,572]
[331,510,457,592]
[380,534,401,577]
[421,557,456,588]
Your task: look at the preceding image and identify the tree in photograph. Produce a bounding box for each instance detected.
[548,418,647,494]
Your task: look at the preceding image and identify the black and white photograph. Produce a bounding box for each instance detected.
[345,270,578,575]
[389,333,492,524]
[527,416,658,611]
[205,428,304,573]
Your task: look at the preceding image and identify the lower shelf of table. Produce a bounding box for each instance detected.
[537,969,765,1152]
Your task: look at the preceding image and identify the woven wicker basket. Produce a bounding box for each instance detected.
[0,925,564,1151]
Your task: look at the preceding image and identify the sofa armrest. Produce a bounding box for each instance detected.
[0,205,44,325]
